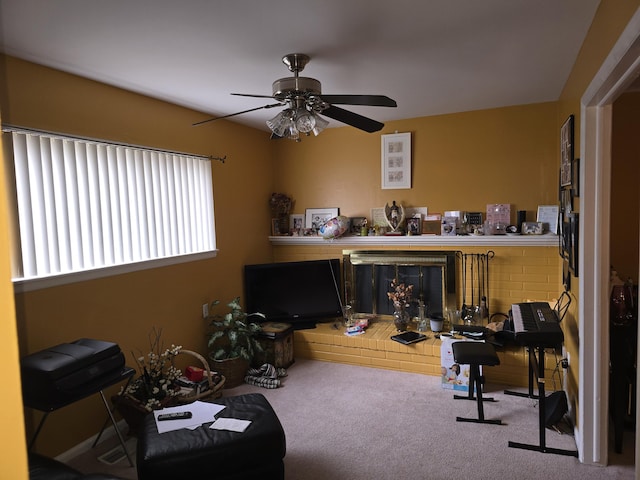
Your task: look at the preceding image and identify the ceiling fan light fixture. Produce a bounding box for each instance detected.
[287,124,300,142]
[266,109,292,137]
[294,108,316,133]
[311,113,329,136]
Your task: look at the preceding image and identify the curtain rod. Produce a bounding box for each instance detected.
[1,124,226,163]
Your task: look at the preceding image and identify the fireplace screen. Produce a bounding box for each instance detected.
[343,250,457,319]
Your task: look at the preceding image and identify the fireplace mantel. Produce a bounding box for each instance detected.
[269,234,557,247]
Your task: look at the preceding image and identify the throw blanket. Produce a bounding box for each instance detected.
[244,363,287,389]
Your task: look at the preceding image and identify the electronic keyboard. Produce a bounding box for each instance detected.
[511,302,564,346]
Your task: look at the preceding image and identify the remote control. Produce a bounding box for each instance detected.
[157,411,192,421]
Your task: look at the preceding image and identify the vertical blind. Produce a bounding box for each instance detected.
[7,130,216,280]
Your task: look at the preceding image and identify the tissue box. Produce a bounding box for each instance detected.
[185,366,204,382]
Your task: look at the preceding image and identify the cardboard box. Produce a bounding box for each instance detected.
[440,337,474,393]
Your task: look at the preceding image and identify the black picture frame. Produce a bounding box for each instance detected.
[561,188,573,221]
[560,219,571,260]
[569,213,579,277]
[560,115,574,187]
[562,258,571,291]
[406,217,421,235]
[572,158,580,196]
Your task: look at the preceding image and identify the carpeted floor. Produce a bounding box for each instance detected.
[67,358,635,479]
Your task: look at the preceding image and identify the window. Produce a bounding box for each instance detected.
[3,128,216,290]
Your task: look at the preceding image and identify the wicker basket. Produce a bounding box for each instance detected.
[173,348,225,404]
[114,349,224,435]
[211,356,249,389]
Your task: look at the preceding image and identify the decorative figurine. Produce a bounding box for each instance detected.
[384,201,405,233]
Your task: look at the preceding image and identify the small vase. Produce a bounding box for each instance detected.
[610,284,635,326]
[393,309,410,332]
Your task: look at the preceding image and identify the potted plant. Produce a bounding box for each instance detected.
[206,297,265,388]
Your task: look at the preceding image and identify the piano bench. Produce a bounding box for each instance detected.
[452,341,502,425]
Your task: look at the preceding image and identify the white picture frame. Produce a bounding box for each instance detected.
[536,205,559,234]
[381,132,411,189]
[370,207,388,227]
[305,208,339,230]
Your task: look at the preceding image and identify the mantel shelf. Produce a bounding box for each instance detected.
[269,233,558,247]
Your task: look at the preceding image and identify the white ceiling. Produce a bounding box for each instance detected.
[0,0,601,133]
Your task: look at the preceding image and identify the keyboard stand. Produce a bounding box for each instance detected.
[505,346,578,457]
[504,346,538,400]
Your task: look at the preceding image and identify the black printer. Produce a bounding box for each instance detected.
[21,338,125,410]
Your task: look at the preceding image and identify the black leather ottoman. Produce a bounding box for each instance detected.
[136,393,286,480]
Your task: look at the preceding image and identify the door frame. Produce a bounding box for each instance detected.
[580,7,640,467]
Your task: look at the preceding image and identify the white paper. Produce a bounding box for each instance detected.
[210,417,252,433]
[154,400,226,434]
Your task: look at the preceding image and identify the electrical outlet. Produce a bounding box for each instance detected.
[202,303,209,319]
[561,351,570,369]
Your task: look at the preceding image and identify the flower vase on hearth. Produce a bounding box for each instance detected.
[393,308,410,332]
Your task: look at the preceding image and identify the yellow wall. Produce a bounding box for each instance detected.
[557,0,640,427]
[0,108,28,478]
[0,55,277,457]
[272,103,559,221]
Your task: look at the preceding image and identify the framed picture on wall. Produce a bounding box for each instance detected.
[572,158,580,196]
[561,188,573,220]
[560,115,574,187]
[569,212,579,277]
[559,218,571,260]
[381,132,411,189]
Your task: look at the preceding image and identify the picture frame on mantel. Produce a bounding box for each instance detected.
[381,132,411,189]
[305,208,339,230]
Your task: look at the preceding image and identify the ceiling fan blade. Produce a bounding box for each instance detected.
[321,105,385,133]
[231,93,276,99]
[192,103,281,126]
[320,95,397,107]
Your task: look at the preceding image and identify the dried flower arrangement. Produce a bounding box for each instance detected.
[387,280,414,310]
[269,193,292,216]
[121,328,183,411]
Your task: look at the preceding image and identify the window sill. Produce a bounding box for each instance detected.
[12,250,218,293]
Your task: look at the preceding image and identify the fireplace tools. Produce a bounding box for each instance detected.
[456,251,495,324]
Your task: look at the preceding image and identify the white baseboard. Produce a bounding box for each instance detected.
[55,418,129,463]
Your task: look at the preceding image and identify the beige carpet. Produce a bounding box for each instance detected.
[67,358,635,479]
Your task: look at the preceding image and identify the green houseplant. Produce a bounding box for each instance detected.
[206,297,265,387]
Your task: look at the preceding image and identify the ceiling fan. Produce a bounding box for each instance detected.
[193,53,397,141]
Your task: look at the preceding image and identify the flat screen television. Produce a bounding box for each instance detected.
[244,259,343,329]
